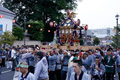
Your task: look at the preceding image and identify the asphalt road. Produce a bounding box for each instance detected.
[1,67,15,80]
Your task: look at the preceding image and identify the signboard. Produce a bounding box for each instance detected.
[0,24,3,34]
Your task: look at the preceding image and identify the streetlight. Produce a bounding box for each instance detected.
[22,6,27,46]
[24,16,26,46]
[115,14,119,48]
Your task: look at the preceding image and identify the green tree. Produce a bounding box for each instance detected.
[111,35,120,48]
[3,0,78,25]
[93,37,100,45]
[12,26,24,40]
[0,31,17,47]
[3,0,80,41]
[27,21,44,41]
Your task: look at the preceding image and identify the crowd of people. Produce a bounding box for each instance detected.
[0,45,120,80]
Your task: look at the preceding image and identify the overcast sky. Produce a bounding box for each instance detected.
[75,0,120,29]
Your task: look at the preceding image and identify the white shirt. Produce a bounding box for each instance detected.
[18,72,36,80]
[11,49,16,59]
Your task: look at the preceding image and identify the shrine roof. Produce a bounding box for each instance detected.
[60,18,75,27]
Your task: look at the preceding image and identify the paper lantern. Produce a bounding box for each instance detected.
[28,25,31,27]
[0,15,3,18]
[13,20,15,23]
[48,30,50,32]
[50,22,54,27]
[40,28,43,31]
[67,9,71,15]
[85,25,88,30]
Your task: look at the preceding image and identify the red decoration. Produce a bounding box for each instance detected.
[68,39,71,42]
[76,19,80,26]
[77,39,79,43]
[67,9,71,15]
[85,25,88,30]
[0,15,3,18]
[50,22,54,27]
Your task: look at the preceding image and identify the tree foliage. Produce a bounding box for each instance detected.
[0,31,17,47]
[93,37,100,45]
[3,0,78,25]
[27,21,44,41]
[111,26,120,48]
[12,26,24,40]
[3,0,79,42]
[111,35,120,48]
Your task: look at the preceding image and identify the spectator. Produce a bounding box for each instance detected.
[11,46,16,71]
[1,47,6,67]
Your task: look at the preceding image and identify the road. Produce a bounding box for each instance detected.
[1,67,14,80]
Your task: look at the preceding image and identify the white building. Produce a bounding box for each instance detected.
[90,28,115,38]
[0,5,15,34]
[90,28,115,45]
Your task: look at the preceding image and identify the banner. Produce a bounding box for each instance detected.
[0,24,3,34]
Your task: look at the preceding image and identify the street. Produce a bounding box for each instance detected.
[1,67,14,80]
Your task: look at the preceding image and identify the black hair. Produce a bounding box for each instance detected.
[73,60,82,66]
[80,50,84,52]
[107,48,113,52]
[76,49,79,52]
[95,57,100,60]
[36,51,44,59]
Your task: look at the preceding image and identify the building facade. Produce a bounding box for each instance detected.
[0,5,15,34]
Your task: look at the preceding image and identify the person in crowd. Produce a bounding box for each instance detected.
[34,51,49,80]
[91,57,105,80]
[70,59,91,80]
[6,47,12,69]
[61,50,71,80]
[116,51,120,79]
[68,50,75,68]
[95,48,102,62]
[27,48,35,73]
[0,58,2,80]
[88,50,95,65]
[18,62,36,80]
[1,47,6,67]
[82,53,91,74]
[102,48,115,80]
[15,49,20,64]
[55,49,62,80]
[19,48,34,63]
[66,57,87,80]
[48,50,56,80]
[11,46,16,71]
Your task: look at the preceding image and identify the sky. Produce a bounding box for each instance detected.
[75,0,120,29]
